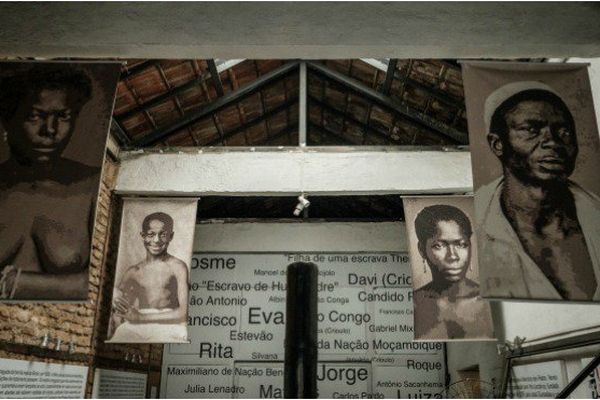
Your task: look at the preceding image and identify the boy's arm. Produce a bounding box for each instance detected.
[112,266,137,315]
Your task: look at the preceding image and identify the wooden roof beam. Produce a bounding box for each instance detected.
[120,59,161,79]
[380,58,397,95]
[117,68,211,121]
[116,59,248,122]
[132,61,300,147]
[308,95,405,146]
[206,97,298,146]
[362,58,463,109]
[307,61,468,144]
[207,59,225,97]
[309,121,358,145]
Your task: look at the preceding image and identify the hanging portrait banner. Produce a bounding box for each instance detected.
[462,61,600,302]
[0,61,121,302]
[106,197,198,343]
[403,195,495,341]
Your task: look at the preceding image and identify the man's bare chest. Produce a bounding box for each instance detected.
[519,227,596,299]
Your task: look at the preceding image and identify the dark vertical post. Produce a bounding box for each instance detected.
[284,262,319,398]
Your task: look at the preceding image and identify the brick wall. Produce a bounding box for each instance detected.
[0,156,164,398]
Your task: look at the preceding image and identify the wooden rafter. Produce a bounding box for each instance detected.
[205,98,298,146]
[307,61,468,144]
[207,59,225,97]
[133,61,300,146]
[155,62,198,145]
[309,95,403,145]
[117,67,212,121]
[120,60,160,79]
[380,58,397,95]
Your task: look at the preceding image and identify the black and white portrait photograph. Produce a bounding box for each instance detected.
[403,196,494,341]
[462,62,600,302]
[0,61,120,301]
[107,198,197,343]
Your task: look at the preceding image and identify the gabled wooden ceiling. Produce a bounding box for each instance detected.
[112,59,469,148]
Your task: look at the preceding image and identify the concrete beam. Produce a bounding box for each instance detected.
[115,147,472,196]
[0,3,599,59]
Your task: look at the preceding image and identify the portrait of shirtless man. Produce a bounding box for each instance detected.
[0,65,97,300]
[108,211,189,343]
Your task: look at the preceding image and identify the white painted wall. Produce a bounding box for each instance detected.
[194,221,406,252]
[116,148,472,196]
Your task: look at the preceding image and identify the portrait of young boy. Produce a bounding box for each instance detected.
[107,198,197,343]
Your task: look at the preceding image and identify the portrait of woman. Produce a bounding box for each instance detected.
[403,196,495,341]
[0,62,120,301]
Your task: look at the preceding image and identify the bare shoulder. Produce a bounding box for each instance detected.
[166,255,189,273]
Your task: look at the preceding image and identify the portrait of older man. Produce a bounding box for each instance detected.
[474,79,600,301]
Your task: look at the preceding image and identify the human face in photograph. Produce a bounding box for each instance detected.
[141,219,174,257]
[502,100,577,184]
[6,88,76,164]
[422,220,471,284]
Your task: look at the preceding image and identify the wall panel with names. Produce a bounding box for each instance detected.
[161,252,445,398]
